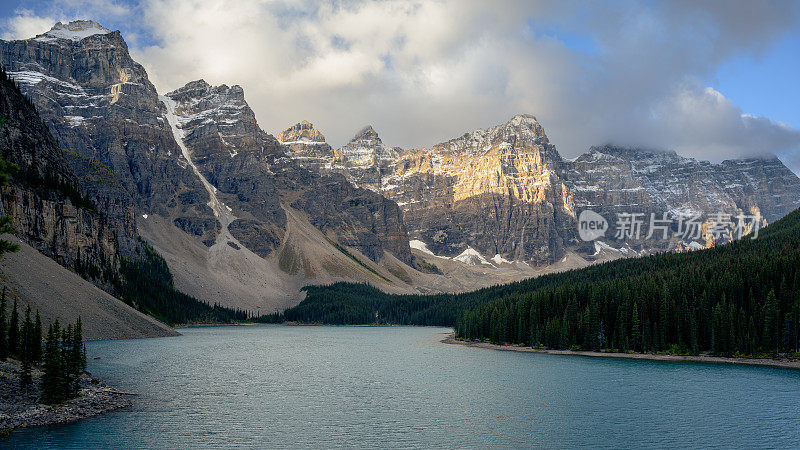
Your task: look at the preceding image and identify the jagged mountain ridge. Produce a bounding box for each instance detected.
[0,20,213,253]
[0,22,427,310]
[0,65,175,339]
[3,19,799,311]
[281,116,800,264]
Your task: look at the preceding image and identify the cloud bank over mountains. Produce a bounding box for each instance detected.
[3,0,800,171]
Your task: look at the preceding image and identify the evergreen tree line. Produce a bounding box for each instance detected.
[118,239,248,325]
[0,288,86,403]
[0,65,39,113]
[258,282,484,326]
[273,208,800,358]
[455,208,800,356]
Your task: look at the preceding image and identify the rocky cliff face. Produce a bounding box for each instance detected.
[384,114,576,262]
[277,121,334,172]
[563,145,800,248]
[286,115,578,263]
[0,66,120,289]
[0,20,214,251]
[285,116,800,264]
[167,81,412,264]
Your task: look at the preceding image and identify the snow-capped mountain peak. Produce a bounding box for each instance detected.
[35,20,111,42]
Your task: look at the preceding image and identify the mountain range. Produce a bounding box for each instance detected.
[1,20,799,320]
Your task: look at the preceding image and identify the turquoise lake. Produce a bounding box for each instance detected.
[7,325,800,448]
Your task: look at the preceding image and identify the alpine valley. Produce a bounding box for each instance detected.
[1,20,800,329]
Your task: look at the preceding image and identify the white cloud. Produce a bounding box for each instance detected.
[2,9,56,40]
[1,0,130,40]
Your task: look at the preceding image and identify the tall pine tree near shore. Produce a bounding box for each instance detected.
[33,311,42,362]
[42,321,63,404]
[8,296,18,357]
[19,307,33,388]
[0,291,6,360]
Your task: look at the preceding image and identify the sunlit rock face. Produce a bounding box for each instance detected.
[286,115,800,263]
[276,121,334,172]
[2,22,412,267]
[381,114,576,262]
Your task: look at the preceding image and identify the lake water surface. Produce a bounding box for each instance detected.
[8,325,800,448]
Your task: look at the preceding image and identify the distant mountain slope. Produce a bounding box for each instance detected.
[279,206,800,356]
[284,117,800,265]
[0,236,177,340]
[1,22,456,307]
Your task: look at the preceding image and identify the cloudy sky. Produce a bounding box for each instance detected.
[2,0,800,172]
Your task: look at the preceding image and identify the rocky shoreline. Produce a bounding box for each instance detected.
[0,359,133,433]
[442,333,800,370]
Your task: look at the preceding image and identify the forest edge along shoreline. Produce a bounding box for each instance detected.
[442,333,800,370]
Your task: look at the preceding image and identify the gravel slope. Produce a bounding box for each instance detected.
[0,236,178,340]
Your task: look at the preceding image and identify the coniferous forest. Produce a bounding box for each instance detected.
[0,288,86,404]
[275,207,800,357]
[118,239,248,325]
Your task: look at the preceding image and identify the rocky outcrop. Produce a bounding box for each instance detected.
[276,121,334,172]
[167,81,412,264]
[0,21,215,250]
[286,116,800,263]
[277,120,326,144]
[0,66,121,289]
[383,114,575,262]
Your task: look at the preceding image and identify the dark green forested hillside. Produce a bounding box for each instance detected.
[118,239,248,325]
[456,208,800,356]
[275,207,800,356]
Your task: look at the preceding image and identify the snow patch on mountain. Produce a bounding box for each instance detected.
[453,247,492,266]
[161,95,238,245]
[409,240,435,256]
[491,254,512,265]
[35,20,111,42]
[593,240,620,256]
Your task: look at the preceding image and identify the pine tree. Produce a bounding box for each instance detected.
[0,291,6,360]
[32,311,42,362]
[8,297,18,357]
[42,321,63,404]
[763,289,779,354]
[20,308,33,388]
[70,317,85,394]
[61,325,74,397]
[631,303,641,352]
